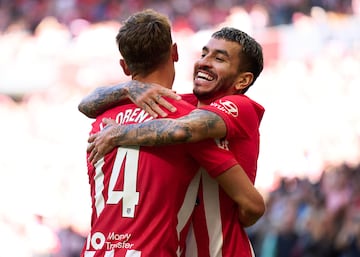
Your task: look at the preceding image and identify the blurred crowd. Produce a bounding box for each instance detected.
[248,163,360,257]
[0,0,359,34]
[1,2,360,257]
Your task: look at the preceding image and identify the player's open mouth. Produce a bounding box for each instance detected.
[196,71,214,81]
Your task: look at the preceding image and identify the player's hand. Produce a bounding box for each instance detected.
[87,119,118,165]
[127,82,181,118]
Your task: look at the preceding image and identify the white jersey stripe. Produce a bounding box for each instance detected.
[104,250,114,257]
[249,239,256,257]
[177,170,201,256]
[202,170,223,257]
[94,158,105,217]
[185,222,198,257]
[84,251,95,257]
[125,249,141,257]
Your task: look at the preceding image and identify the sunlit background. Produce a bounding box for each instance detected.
[1,1,360,256]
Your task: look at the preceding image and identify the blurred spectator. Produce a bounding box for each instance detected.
[0,0,358,34]
[26,214,60,257]
[249,164,360,257]
[335,202,360,257]
[54,225,86,257]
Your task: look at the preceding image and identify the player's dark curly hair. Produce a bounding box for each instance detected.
[212,27,264,93]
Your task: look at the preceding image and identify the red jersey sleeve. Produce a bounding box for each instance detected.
[164,97,238,178]
[180,93,198,107]
[185,139,238,178]
[200,95,264,139]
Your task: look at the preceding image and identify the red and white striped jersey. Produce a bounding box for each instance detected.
[184,94,265,257]
[81,98,238,257]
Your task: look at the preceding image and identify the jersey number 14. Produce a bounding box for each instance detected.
[95,146,140,218]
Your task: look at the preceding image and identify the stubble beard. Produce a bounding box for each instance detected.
[193,78,232,103]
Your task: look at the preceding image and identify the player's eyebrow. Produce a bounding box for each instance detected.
[202,46,230,57]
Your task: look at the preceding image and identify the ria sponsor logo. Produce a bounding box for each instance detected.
[210,100,238,117]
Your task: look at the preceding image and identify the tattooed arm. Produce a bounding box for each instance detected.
[87,109,227,165]
[78,83,128,118]
[78,81,180,118]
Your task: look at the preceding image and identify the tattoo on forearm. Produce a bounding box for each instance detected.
[79,81,164,118]
[78,86,128,118]
[113,109,225,146]
[113,119,191,146]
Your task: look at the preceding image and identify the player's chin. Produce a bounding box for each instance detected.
[193,87,213,100]
[193,79,214,91]
[193,85,205,96]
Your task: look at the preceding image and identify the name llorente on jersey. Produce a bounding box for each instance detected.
[100,108,154,130]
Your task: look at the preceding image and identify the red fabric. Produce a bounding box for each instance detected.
[81,98,238,257]
[185,94,264,257]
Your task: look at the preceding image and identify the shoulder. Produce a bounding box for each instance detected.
[212,95,258,107]
[200,95,264,137]
[202,95,264,119]
[164,97,196,118]
[179,93,198,107]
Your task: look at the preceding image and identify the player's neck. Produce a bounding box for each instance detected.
[133,58,175,89]
[133,65,174,90]
[197,96,220,107]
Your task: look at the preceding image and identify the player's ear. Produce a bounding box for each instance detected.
[172,43,179,62]
[120,59,131,76]
[234,72,253,91]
